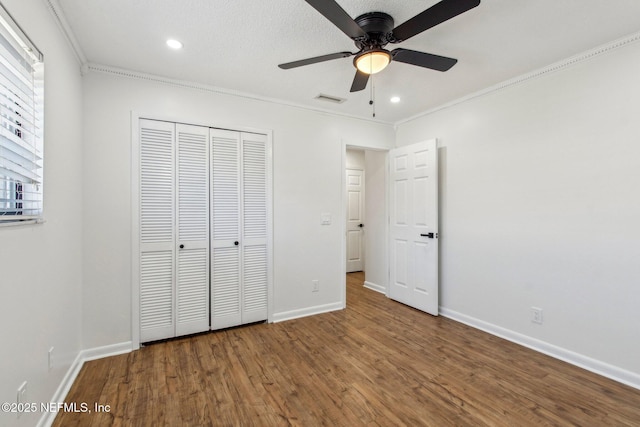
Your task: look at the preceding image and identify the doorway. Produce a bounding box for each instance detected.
[343,141,440,315]
[343,147,388,305]
[346,151,365,273]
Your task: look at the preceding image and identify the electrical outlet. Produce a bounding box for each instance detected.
[48,347,54,371]
[531,307,543,324]
[312,280,319,292]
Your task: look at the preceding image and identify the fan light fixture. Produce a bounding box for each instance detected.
[354,50,391,74]
[278,1,480,93]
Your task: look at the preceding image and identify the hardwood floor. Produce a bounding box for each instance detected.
[54,272,640,426]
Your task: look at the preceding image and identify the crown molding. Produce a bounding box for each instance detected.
[395,30,640,126]
[41,0,87,65]
[83,62,394,126]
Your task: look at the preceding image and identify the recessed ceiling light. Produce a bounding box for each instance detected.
[390,96,401,103]
[166,39,183,49]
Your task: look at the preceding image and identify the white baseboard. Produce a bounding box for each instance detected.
[272,302,344,323]
[36,352,85,427]
[440,307,640,391]
[81,341,133,362]
[363,280,386,294]
[37,342,133,427]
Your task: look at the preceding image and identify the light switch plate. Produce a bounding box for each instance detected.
[321,213,332,225]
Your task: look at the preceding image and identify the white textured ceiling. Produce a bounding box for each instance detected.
[56,0,640,123]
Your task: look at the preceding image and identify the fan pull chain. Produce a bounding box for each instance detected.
[369,73,376,118]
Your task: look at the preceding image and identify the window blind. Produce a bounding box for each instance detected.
[0,4,43,223]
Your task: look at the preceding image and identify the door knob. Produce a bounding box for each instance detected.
[234,241,239,246]
[358,224,364,228]
[179,244,184,249]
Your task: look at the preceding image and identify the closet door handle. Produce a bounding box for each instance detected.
[234,241,239,246]
[179,244,184,249]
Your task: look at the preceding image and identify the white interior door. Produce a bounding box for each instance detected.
[210,129,242,330]
[210,130,269,330]
[137,119,270,342]
[138,120,211,342]
[346,169,365,272]
[389,140,439,315]
[240,132,269,324]
[139,119,176,342]
[176,124,210,336]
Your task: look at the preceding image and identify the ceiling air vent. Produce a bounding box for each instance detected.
[314,93,346,104]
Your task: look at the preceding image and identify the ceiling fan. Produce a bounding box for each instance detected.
[278,0,480,92]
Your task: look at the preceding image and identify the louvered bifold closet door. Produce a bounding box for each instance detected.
[210,129,242,329]
[139,119,175,342]
[241,133,268,323]
[176,124,210,336]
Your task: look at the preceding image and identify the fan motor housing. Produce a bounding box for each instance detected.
[354,12,394,49]
[355,12,394,34]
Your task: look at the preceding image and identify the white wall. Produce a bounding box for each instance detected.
[0,1,84,426]
[363,150,388,291]
[397,40,640,379]
[81,70,395,347]
[345,148,365,169]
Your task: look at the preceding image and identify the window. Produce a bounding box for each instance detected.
[0,3,43,225]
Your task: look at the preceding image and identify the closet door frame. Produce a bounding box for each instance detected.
[131,112,273,349]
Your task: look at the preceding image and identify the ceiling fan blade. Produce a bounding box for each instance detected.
[350,69,369,92]
[304,0,367,39]
[278,51,353,69]
[391,0,480,43]
[391,48,457,72]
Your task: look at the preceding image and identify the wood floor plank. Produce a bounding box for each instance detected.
[54,272,640,426]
